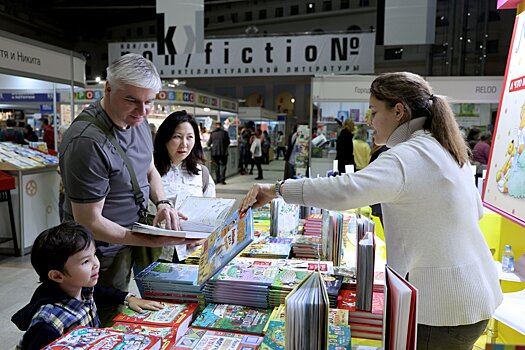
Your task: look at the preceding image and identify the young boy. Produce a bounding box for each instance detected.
[11,222,164,350]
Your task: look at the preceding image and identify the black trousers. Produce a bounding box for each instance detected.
[212,155,228,183]
[250,156,263,178]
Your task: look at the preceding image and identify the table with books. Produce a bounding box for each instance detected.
[43,199,417,350]
[0,142,60,255]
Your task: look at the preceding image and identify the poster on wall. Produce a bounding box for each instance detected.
[483,12,525,227]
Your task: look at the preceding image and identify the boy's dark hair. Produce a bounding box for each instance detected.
[31,222,94,284]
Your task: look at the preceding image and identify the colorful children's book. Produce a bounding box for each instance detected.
[111,323,177,350]
[261,321,351,350]
[42,326,162,349]
[196,209,254,286]
[112,302,198,341]
[136,209,254,289]
[174,328,263,349]
[191,303,272,335]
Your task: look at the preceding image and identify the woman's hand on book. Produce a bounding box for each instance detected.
[240,183,275,213]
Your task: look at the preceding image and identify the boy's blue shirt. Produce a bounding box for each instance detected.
[11,282,127,350]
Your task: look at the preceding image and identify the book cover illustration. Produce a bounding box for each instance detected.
[135,262,199,285]
[113,302,198,327]
[191,303,272,335]
[197,209,254,286]
[177,196,235,231]
[174,328,263,350]
[111,323,177,349]
[211,257,281,285]
[261,321,351,350]
[42,326,161,350]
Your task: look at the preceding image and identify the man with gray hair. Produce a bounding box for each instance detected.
[59,53,191,324]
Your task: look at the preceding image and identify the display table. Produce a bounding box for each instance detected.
[493,289,525,335]
[0,163,60,255]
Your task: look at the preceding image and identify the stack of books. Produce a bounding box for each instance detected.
[337,287,385,340]
[303,213,323,236]
[262,306,352,350]
[204,257,281,308]
[191,303,273,335]
[42,327,162,349]
[268,260,334,308]
[174,328,264,349]
[291,235,322,259]
[240,236,293,259]
[111,301,199,346]
[135,262,205,306]
[136,209,255,308]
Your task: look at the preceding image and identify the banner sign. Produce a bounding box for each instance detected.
[0,34,85,85]
[156,0,204,55]
[108,33,375,78]
[0,92,58,102]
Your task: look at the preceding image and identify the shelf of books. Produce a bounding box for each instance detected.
[43,198,420,350]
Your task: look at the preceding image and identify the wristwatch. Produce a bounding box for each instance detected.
[123,293,136,307]
[275,180,285,197]
[156,199,174,208]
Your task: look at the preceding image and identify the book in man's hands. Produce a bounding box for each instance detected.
[135,209,254,290]
[132,196,235,239]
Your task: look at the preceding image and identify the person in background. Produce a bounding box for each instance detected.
[149,123,157,142]
[59,53,193,325]
[0,119,25,144]
[237,126,248,175]
[472,132,492,165]
[200,125,210,144]
[24,125,38,143]
[352,124,371,171]
[262,130,271,164]
[466,127,481,151]
[336,118,355,174]
[275,130,286,160]
[241,72,502,350]
[207,121,231,185]
[153,110,215,262]
[250,128,263,180]
[41,117,55,151]
[284,124,298,179]
[11,222,163,350]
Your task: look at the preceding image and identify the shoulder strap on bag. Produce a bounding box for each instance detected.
[201,164,209,193]
[74,113,145,212]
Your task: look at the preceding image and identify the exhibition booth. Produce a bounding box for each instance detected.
[0,30,85,255]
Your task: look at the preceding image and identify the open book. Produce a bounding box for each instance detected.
[132,196,235,239]
[285,271,330,350]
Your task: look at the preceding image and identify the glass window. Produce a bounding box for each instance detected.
[259,9,267,20]
[245,11,253,21]
[323,1,332,11]
[307,3,316,13]
[290,5,299,15]
[384,48,403,60]
[275,7,284,17]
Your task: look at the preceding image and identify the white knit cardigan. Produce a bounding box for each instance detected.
[282,118,502,326]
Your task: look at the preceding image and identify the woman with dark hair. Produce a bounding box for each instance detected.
[241,72,502,350]
[153,110,216,261]
[154,110,215,201]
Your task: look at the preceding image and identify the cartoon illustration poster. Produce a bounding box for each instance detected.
[484,11,525,227]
